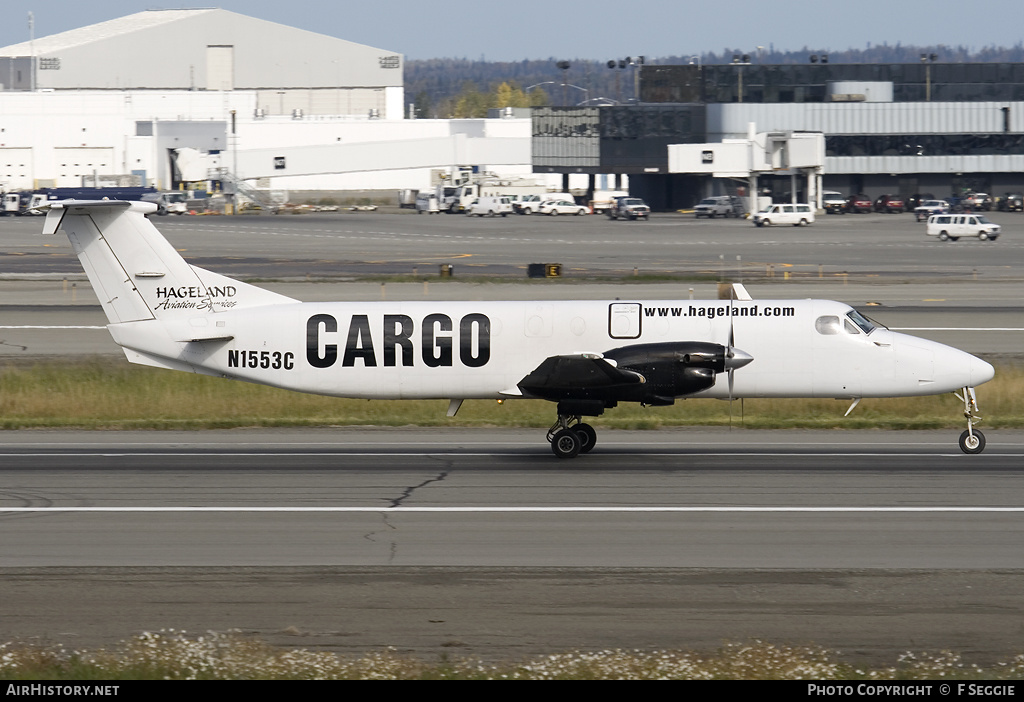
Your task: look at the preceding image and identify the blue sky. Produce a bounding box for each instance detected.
[2,1,1022,62]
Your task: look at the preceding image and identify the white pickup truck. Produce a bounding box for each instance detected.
[694,196,740,218]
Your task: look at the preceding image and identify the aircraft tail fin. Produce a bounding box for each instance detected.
[43,200,296,325]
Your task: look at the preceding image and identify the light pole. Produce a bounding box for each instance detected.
[556,60,571,106]
[607,59,626,103]
[732,54,750,103]
[921,53,937,102]
[607,57,644,104]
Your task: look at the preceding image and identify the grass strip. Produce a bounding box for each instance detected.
[1,358,1021,431]
[1,632,1021,680]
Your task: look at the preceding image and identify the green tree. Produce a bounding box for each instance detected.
[447,81,549,118]
[413,90,433,118]
[453,82,489,118]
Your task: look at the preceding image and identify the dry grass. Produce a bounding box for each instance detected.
[1,358,1021,430]
[1,631,1023,680]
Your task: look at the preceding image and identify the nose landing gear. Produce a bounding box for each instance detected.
[956,387,986,454]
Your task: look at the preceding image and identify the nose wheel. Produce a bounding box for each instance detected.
[547,415,598,459]
[956,387,986,454]
[959,429,985,454]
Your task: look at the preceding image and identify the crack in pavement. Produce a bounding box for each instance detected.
[388,471,450,509]
[364,470,451,564]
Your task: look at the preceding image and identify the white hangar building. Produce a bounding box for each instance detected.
[0,9,535,194]
[0,8,404,117]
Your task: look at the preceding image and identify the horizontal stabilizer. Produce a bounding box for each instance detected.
[179,334,235,343]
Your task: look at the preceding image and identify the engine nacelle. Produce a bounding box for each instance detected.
[604,341,727,404]
[517,341,751,412]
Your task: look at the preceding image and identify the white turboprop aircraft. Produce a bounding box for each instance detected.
[42,200,995,458]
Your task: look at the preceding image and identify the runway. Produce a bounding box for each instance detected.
[2,428,1023,663]
[2,428,1022,569]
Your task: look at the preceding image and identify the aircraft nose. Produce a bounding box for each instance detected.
[968,354,995,387]
[942,346,995,389]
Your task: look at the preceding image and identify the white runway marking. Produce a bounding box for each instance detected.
[4,451,1024,458]
[2,506,1023,513]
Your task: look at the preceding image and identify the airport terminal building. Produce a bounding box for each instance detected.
[537,63,1024,209]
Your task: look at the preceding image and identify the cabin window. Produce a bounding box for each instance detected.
[815,315,841,334]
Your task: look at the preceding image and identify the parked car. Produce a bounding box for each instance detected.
[751,203,814,227]
[905,193,935,212]
[822,191,847,214]
[961,192,992,211]
[694,196,740,218]
[913,199,950,221]
[844,194,872,213]
[538,199,589,216]
[465,196,512,217]
[874,194,905,213]
[606,196,650,220]
[997,193,1023,212]
[515,193,574,215]
[926,214,1000,241]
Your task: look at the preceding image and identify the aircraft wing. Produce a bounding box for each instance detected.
[518,353,645,398]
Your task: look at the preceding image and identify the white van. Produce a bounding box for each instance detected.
[751,203,815,227]
[466,196,512,217]
[926,214,1000,241]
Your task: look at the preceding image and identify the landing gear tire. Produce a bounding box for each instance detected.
[551,429,582,459]
[574,423,597,454]
[959,429,986,454]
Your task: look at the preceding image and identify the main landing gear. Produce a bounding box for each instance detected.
[547,414,598,459]
[956,386,986,454]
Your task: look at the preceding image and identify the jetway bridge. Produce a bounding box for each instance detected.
[234,133,531,179]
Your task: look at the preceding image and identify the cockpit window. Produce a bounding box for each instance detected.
[818,311,878,336]
[815,315,841,335]
[846,309,876,334]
